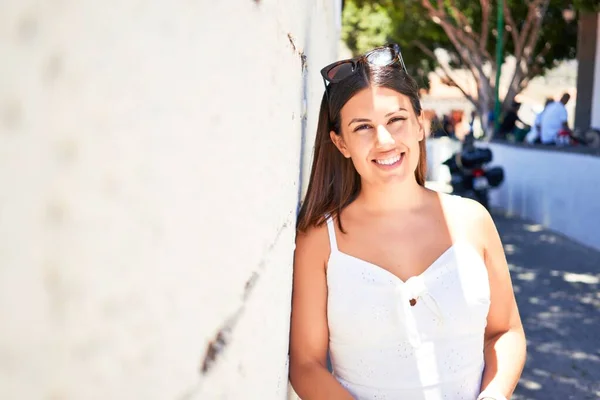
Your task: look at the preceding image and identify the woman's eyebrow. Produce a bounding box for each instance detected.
[385,108,408,117]
[348,118,371,126]
[348,108,409,126]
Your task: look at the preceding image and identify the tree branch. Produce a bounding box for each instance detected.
[480,0,491,53]
[503,2,520,53]
[446,0,475,36]
[522,1,549,63]
[420,0,498,112]
[420,0,491,74]
[520,75,534,91]
[527,42,552,78]
[516,0,545,59]
[412,39,477,106]
[439,73,478,106]
[425,0,494,62]
[503,0,549,109]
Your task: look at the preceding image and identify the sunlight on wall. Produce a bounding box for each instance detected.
[0,1,339,399]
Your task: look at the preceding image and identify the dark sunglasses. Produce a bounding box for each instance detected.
[320,43,407,89]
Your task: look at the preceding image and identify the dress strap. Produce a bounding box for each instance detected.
[325,215,338,252]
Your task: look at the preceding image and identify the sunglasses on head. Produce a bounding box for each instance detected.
[320,43,408,89]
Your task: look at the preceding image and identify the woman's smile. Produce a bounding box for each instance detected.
[373,152,405,169]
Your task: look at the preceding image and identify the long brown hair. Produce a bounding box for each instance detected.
[297,62,427,232]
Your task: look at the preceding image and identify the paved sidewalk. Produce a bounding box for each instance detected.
[492,212,600,399]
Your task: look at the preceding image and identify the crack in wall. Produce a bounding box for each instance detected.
[190,28,308,398]
[200,310,242,374]
[287,33,307,72]
[198,212,294,381]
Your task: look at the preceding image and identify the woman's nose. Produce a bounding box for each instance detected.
[376,125,395,146]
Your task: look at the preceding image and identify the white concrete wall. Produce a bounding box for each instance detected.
[427,139,600,251]
[487,144,600,251]
[591,13,600,129]
[0,1,338,399]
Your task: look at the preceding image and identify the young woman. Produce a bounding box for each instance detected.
[289,44,526,400]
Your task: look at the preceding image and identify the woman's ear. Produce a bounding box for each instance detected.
[417,113,426,141]
[330,130,351,158]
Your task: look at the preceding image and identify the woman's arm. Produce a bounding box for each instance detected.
[478,207,527,398]
[289,225,355,400]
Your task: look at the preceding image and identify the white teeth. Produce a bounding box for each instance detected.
[376,155,401,165]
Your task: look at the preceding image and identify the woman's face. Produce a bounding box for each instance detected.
[331,86,424,185]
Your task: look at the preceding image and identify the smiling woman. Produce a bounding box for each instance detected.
[289,44,526,400]
[334,86,422,182]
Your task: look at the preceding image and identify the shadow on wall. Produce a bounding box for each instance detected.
[492,211,600,400]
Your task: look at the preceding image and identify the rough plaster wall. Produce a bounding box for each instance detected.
[0,1,338,399]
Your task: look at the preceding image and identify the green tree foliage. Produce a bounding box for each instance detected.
[343,0,592,135]
[343,0,446,87]
[572,0,600,13]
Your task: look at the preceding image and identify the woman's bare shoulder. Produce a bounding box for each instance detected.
[438,193,495,246]
[439,193,490,223]
[294,222,331,269]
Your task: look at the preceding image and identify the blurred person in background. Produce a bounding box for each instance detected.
[540,93,571,145]
[468,110,477,136]
[289,44,526,400]
[442,114,455,138]
[429,113,444,138]
[486,109,495,136]
[498,102,528,141]
[525,98,553,144]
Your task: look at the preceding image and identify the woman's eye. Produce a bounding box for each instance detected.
[389,117,406,124]
[354,124,372,132]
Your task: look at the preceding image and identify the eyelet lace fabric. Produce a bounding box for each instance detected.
[325,216,491,400]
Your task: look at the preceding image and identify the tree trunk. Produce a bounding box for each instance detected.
[473,73,495,139]
[477,97,493,139]
[502,73,522,112]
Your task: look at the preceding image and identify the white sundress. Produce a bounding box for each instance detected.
[326,216,491,399]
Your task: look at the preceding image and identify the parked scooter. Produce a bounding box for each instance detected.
[567,127,600,148]
[442,139,504,209]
